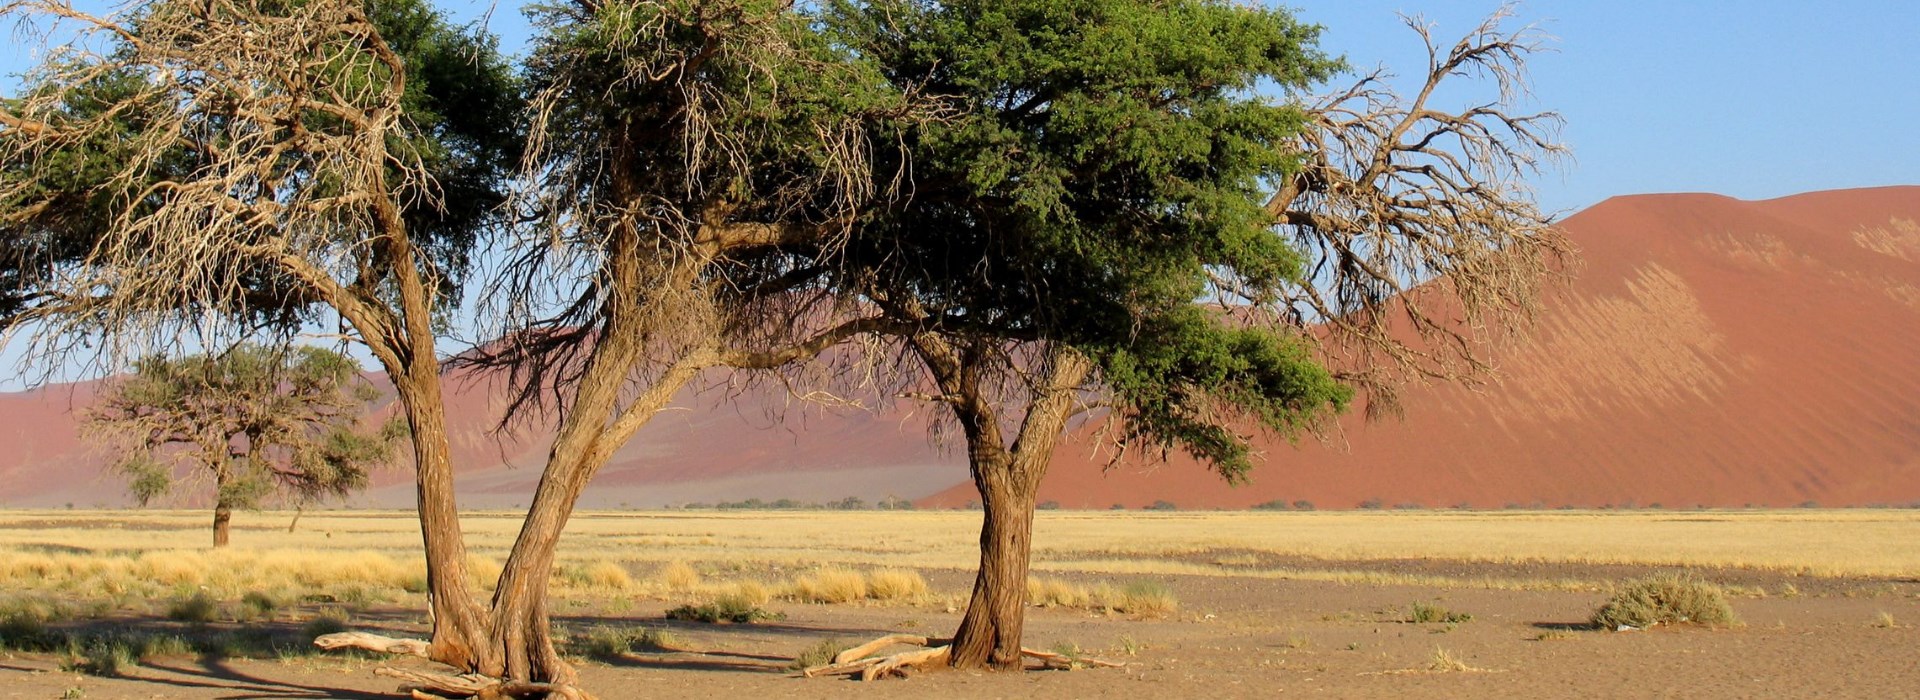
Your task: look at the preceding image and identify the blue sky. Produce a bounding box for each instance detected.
[8,1,1914,212]
[420,0,1920,214]
[1,1,1916,387]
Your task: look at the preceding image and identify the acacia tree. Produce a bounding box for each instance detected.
[804,1,1569,675]
[5,0,921,693]
[88,344,401,546]
[0,0,528,689]
[401,0,930,686]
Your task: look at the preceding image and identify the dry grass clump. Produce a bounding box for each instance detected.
[865,569,929,601]
[1028,577,1095,608]
[1113,580,1178,617]
[789,568,868,604]
[553,560,633,591]
[1591,575,1738,629]
[720,580,773,607]
[1024,576,1176,616]
[1427,645,1485,672]
[1872,611,1898,629]
[656,561,702,592]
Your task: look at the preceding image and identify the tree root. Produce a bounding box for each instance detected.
[801,634,1125,680]
[313,632,598,699]
[375,668,599,700]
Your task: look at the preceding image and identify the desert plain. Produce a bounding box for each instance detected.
[1,508,1916,699]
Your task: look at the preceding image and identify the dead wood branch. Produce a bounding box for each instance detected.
[803,633,1123,680]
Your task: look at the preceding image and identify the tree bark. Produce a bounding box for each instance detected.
[391,365,497,677]
[212,502,232,547]
[927,344,1091,670]
[949,449,1037,669]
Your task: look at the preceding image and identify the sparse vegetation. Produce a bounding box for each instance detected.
[1427,645,1483,673]
[665,598,783,624]
[165,592,218,623]
[1873,611,1898,629]
[567,626,677,661]
[789,638,848,670]
[1405,601,1473,624]
[1591,576,1738,629]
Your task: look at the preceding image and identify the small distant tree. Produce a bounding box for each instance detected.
[86,344,402,546]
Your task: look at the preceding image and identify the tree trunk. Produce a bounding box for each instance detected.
[938,345,1092,671]
[287,506,303,533]
[391,368,497,676]
[949,450,1037,669]
[212,501,232,547]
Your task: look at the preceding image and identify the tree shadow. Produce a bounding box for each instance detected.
[1530,621,1596,631]
[115,656,390,700]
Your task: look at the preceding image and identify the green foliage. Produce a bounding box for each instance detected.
[1591,576,1738,629]
[91,344,400,520]
[817,0,1350,480]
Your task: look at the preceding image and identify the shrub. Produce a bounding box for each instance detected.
[567,626,676,660]
[240,591,278,618]
[1591,576,1737,629]
[1292,500,1314,511]
[166,592,218,623]
[787,637,846,670]
[790,568,867,604]
[1406,601,1472,624]
[1145,500,1178,511]
[63,639,133,677]
[0,601,52,650]
[666,598,782,624]
[302,611,349,640]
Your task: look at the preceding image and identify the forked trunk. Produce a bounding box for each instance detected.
[938,345,1090,671]
[949,453,1038,669]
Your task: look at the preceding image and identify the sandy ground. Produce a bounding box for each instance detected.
[6,564,1917,700]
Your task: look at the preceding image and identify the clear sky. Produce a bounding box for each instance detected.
[1,1,1916,387]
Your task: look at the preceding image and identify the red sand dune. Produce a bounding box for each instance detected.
[924,186,1920,509]
[2,186,1916,510]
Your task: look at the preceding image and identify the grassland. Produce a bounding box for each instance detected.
[3,509,1917,699]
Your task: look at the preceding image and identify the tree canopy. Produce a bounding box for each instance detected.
[87,343,402,545]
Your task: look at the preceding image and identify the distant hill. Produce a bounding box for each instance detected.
[3,186,1916,510]
[924,186,1920,509]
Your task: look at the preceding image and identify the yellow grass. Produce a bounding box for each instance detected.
[0,508,1915,609]
[788,568,868,604]
[865,569,930,601]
